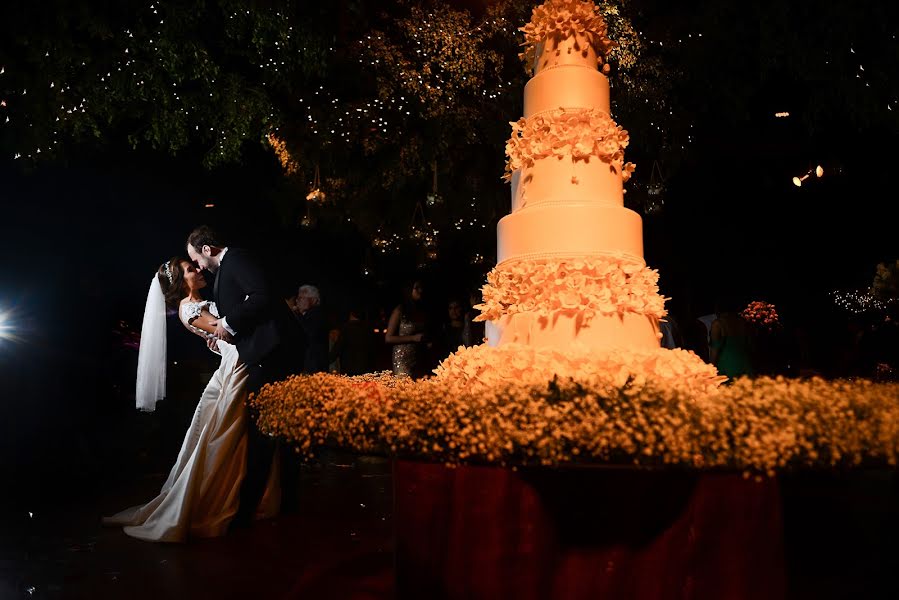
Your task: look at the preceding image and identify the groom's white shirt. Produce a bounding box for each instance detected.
[217,248,238,337]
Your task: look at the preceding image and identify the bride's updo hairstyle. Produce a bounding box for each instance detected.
[157,257,188,310]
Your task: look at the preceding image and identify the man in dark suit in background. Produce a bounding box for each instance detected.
[292,284,330,374]
[187,225,304,525]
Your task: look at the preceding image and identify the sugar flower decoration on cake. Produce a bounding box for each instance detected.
[519,0,617,74]
[475,255,666,323]
[504,109,636,183]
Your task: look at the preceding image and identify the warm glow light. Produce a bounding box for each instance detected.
[793,165,825,187]
[204,203,215,208]
[774,111,790,117]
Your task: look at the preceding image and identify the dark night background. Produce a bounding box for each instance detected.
[0,2,898,590]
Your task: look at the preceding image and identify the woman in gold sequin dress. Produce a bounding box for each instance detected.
[385,280,431,378]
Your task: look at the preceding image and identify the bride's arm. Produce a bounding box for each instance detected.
[178,304,222,353]
[186,308,219,336]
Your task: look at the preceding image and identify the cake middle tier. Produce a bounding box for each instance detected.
[511,151,625,211]
[496,202,644,264]
[524,65,610,118]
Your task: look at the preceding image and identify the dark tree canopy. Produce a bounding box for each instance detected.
[1,0,897,285]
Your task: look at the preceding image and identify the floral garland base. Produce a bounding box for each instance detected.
[250,368,899,475]
[434,342,725,397]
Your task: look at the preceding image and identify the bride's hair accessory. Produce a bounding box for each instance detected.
[163,261,174,285]
[135,274,167,412]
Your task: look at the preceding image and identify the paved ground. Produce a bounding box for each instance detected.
[2,449,394,600]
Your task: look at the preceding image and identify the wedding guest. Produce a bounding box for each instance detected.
[659,292,687,350]
[463,288,486,347]
[683,315,712,362]
[328,327,341,373]
[659,315,684,350]
[436,297,467,360]
[293,284,329,374]
[709,296,755,380]
[329,305,377,375]
[386,280,432,379]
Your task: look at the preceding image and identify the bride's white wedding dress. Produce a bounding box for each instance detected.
[104,300,280,543]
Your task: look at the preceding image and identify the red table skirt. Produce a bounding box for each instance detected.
[394,460,785,600]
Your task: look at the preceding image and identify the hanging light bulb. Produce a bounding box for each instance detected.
[426,159,443,206]
[792,165,825,187]
[306,164,326,204]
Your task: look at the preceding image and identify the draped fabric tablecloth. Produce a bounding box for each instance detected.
[394,460,785,600]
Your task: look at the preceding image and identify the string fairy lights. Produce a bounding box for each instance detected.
[830,289,890,315]
[3,0,301,165]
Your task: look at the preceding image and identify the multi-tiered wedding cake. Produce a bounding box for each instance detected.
[436,0,719,391]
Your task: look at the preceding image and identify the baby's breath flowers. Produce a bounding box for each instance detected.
[250,366,899,476]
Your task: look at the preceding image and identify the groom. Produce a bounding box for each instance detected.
[187,225,302,526]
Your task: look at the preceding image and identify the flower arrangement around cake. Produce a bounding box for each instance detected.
[433,342,723,394]
[503,109,636,183]
[250,370,899,477]
[518,0,617,74]
[476,255,666,323]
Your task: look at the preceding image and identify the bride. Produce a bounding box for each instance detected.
[103,258,279,542]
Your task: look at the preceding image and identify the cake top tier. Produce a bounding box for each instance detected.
[519,0,617,76]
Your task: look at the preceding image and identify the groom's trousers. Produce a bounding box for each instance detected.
[234,349,294,526]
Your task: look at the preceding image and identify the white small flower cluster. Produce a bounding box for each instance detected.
[251,369,899,475]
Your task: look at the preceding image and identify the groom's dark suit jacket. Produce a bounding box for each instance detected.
[213,248,299,368]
